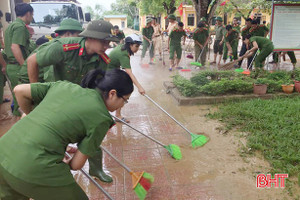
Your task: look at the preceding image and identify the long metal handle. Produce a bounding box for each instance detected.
[101,146,132,173]
[111,115,166,147]
[248,50,258,69]
[144,94,193,135]
[4,73,13,94]
[65,152,114,200]
[196,36,210,62]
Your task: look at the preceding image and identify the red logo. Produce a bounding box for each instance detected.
[256,174,288,188]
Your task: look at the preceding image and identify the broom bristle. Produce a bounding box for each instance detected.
[133,172,154,200]
[134,183,147,200]
[190,62,202,67]
[166,144,182,160]
[191,134,209,148]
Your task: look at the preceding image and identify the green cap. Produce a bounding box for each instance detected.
[168,14,176,20]
[55,18,83,33]
[146,18,152,24]
[216,16,223,22]
[79,20,119,42]
[200,17,207,22]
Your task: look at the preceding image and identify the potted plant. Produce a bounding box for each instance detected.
[281,79,294,94]
[253,78,268,95]
[294,69,300,93]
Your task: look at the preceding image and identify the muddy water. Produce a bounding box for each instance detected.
[0,48,296,199]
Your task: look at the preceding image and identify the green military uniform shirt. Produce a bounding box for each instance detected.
[4,18,30,62]
[232,24,241,34]
[169,28,186,46]
[214,24,225,40]
[241,26,251,38]
[36,37,110,84]
[108,45,131,70]
[142,26,154,41]
[0,81,114,186]
[250,36,273,50]
[116,31,125,43]
[249,25,269,37]
[224,29,239,44]
[192,28,209,45]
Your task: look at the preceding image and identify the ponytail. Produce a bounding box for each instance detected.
[81,68,134,98]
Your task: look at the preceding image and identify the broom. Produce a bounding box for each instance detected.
[190,36,210,67]
[65,152,114,200]
[101,146,154,200]
[112,115,182,160]
[144,94,209,148]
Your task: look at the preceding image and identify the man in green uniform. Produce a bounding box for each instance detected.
[243,35,274,75]
[193,22,209,66]
[211,16,225,65]
[249,19,269,37]
[112,25,125,47]
[168,22,186,71]
[272,51,297,70]
[19,18,83,83]
[27,20,119,183]
[238,18,252,68]
[223,25,239,63]
[232,17,241,34]
[141,18,154,64]
[200,17,209,29]
[4,3,33,116]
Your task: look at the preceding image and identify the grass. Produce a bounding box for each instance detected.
[208,96,300,178]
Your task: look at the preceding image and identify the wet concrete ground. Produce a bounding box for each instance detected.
[0,45,297,199]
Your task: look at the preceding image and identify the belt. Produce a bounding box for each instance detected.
[154,35,160,37]
[8,61,19,64]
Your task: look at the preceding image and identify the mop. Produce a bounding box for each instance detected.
[144,94,209,148]
[161,36,166,66]
[101,146,154,200]
[112,115,182,160]
[190,36,210,67]
[65,152,114,200]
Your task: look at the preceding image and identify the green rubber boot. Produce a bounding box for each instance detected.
[88,149,113,183]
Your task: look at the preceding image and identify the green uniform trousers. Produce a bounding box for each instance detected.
[194,45,207,65]
[0,69,4,102]
[223,41,238,60]
[255,44,274,68]
[273,51,297,64]
[6,63,20,116]
[169,45,182,60]
[141,40,154,59]
[0,165,88,200]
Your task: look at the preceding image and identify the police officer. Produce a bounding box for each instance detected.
[19,18,83,83]
[193,22,209,66]
[141,18,154,64]
[223,25,239,63]
[112,25,125,47]
[211,16,225,65]
[238,18,252,68]
[4,3,34,116]
[249,19,269,37]
[108,34,145,122]
[27,20,119,183]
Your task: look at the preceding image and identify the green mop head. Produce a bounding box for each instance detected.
[164,144,182,160]
[191,134,209,148]
[190,62,202,67]
[133,172,154,200]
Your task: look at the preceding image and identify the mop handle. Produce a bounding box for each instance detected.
[4,73,13,94]
[111,115,166,147]
[196,36,210,62]
[101,146,132,173]
[248,50,258,68]
[144,94,193,135]
[65,152,114,200]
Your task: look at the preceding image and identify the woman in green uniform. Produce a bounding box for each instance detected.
[0,69,133,200]
[108,34,145,123]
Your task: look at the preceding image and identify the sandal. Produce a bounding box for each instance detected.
[115,117,130,123]
[2,98,10,103]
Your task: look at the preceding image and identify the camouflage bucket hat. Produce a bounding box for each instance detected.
[200,17,207,22]
[216,16,223,22]
[79,20,119,42]
[55,18,83,33]
[168,14,176,20]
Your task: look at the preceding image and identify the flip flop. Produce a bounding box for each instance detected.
[2,98,10,103]
[115,117,130,123]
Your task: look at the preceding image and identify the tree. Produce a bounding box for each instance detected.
[139,0,183,16]
[192,0,221,26]
[84,4,105,20]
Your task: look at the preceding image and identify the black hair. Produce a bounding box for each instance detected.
[226,24,232,31]
[245,18,252,22]
[36,36,49,46]
[81,69,133,99]
[197,22,205,28]
[56,30,81,36]
[15,3,33,17]
[251,19,258,25]
[178,22,184,27]
[243,34,252,40]
[113,25,119,30]
[0,10,3,18]
[121,43,134,56]
[263,20,266,24]
[233,17,238,20]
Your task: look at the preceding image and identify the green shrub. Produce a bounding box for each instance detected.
[173,75,200,97]
[266,70,292,81]
[190,74,211,86]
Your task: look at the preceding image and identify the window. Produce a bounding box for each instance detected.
[121,21,125,28]
[187,14,194,26]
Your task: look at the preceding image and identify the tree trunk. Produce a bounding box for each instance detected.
[162,0,176,15]
[193,0,220,27]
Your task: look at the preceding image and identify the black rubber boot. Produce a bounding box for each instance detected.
[88,149,113,183]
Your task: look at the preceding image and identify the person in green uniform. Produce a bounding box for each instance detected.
[108,34,145,123]
[272,51,297,70]
[232,17,241,34]
[223,25,239,63]
[4,3,33,116]
[249,19,269,37]
[243,35,274,75]
[112,25,125,47]
[0,69,133,200]
[0,10,5,49]
[19,18,83,83]
[238,18,252,68]
[211,16,225,65]
[192,22,209,66]
[0,52,7,119]
[141,18,154,65]
[168,22,186,71]
[27,20,119,183]
[200,17,209,29]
